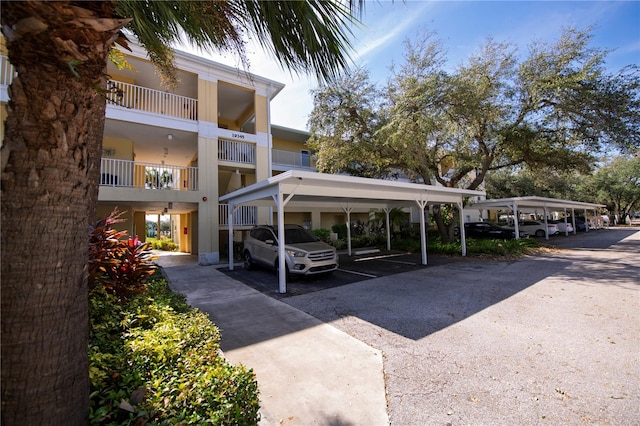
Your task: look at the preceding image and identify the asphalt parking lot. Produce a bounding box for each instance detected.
[220,250,464,298]
[219,230,610,299]
[283,227,640,425]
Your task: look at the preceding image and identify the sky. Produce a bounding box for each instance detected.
[185,1,640,131]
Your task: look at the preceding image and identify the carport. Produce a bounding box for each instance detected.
[220,170,485,293]
[468,196,606,239]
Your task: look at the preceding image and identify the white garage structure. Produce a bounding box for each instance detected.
[220,170,485,293]
[468,196,606,239]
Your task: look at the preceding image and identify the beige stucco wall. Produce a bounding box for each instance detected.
[198,79,218,124]
[272,138,307,151]
[102,136,134,161]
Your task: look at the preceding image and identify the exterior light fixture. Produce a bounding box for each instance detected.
[167,133,173,140]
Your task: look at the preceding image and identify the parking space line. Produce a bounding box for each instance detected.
[337,268,378,278]
[354,253,410,262]
[379,259,417,266]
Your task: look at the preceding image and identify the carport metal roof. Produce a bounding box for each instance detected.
[220,170,485,293]
[468,196,605,212]
[467,196,606,239]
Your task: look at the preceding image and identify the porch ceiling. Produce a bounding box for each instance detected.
[103,120,198,166]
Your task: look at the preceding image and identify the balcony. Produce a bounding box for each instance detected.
[219,204,257,227]
[218,138,256,165]
[100,158,198,191]
[106,80,198,121]
[272,149,316,171]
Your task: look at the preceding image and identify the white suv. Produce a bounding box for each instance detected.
[516,220,559,237]
[243,225,339,277]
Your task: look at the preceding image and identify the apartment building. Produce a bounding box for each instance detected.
[1,40,318,265]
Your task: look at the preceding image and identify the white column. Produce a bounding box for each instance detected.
[228,204,234,270]
[585,208,589,232]
[276,189,287,293]
[563,208,569,236]
[384,208,391,251]
[342,206,353,256]
[571,208,577,235]
[416,200,428,265]
[513,203,521,239]
[543,207,549,239]
[458,202,467,257]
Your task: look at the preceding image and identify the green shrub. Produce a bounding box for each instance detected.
[428,237,541,256]
[392,237,422,252]
[311,228,331,243]
[350,234,386,249]
[151,235,178,252]
[388,234,541,257]
[89,274,260,425]
[331,223,347,240]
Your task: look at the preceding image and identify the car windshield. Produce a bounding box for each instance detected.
[281,228,319,244]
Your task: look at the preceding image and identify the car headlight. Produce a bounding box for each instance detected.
[286,249,306,258]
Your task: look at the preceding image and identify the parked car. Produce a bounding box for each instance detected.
[549,219,574,234]
[463,222,528,239]
[515,220,559,237]
[243,224,339,277]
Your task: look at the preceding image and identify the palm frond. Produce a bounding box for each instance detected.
[115,0,362,84]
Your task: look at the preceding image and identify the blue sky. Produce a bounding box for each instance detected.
[192,1,640,131]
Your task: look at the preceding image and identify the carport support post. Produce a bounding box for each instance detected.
[512,203,521,239]
[543,207,549,240]
[585,208,589,232]
[571,208,577,235]
[228,203,235,271]
[457,202,467,257]
[384,208,391,251]
[276,190,287,294]
[416,200,428,265]
[563,208,569,236]
[343,206,353,256]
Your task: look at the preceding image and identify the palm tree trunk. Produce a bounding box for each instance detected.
[1,2,117,423]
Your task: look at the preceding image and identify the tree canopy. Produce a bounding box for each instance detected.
[578,154,640,220]
[308,27,639,240]
[308,28,640,189]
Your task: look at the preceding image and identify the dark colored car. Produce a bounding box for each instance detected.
[573,218,588,232]
[463,222,528,240]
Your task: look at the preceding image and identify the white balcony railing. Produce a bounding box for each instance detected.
[100,158,198,191]
[106,80,198,121]
[272,149,315,170]
[218,138,256,165]
[219,204,258,226]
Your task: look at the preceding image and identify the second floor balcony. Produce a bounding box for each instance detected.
[106,79,198,122]
[272,149,316,171]
[100,158,198,191]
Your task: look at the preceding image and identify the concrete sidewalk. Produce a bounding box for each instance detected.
[156,253,389,426]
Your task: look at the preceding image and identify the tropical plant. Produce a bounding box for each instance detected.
[88,207,157,300]
[1,1,362,423]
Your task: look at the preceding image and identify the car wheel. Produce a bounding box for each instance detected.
[535,229,545,237]
[243,251,254,270]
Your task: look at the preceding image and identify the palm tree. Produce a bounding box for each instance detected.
[0,1,361,423]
